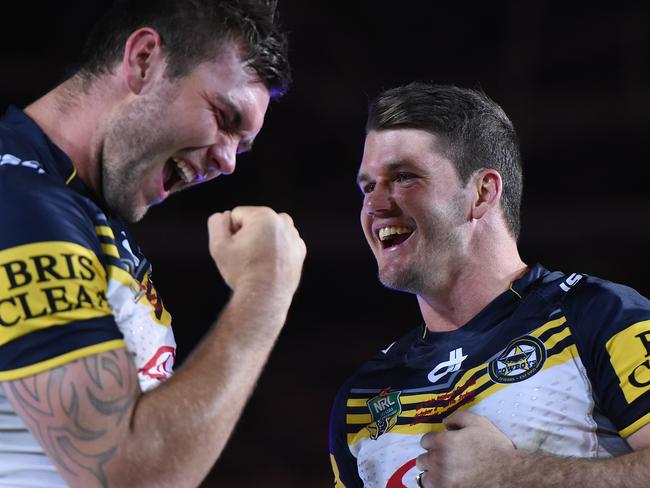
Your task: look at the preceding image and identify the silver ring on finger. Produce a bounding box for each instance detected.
[416,470,426,488]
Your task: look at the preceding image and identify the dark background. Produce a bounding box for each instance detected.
[2,1,650,486]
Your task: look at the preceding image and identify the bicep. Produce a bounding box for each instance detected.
[2,348,140,488]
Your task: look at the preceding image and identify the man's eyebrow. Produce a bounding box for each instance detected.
[356,161,414,185]
[214,95,242,130]
[237,139,255,154]
[356,172,371,185]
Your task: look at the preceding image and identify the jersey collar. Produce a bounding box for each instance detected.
[421,263,552,340]
[509,263,549,298]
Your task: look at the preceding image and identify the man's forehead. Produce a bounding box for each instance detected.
[215,81,270,129]
[358,129,454,180]
[361,129,439,163]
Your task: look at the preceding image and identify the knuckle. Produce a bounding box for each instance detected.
[257,205,275,215]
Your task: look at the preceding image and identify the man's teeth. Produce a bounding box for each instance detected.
[172,158,196,184]
[379,226,412,241]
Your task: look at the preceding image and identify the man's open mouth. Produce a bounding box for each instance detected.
[378,226,414,249]
[163,157,197,192]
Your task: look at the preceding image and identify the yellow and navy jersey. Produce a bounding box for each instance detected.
[329,265,650,488]
[0,107,175,485]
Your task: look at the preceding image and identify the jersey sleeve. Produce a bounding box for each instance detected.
[329,380,364,488]
[564,277,650,438]
[0,152,125,381]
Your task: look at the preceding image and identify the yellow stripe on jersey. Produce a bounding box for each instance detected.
[95,226,120,259]
[346,413,372,424]
[544,343,578,368]
[0,339,126,380]
[346,397,372,408]
[620,410,650,438]
[0,242,111,345]
[108,263,135,287]
[529,317,567,339]
[101,243,120,259]
[94,225,115,238]
[606,320,650,404]
[330,454,347,488]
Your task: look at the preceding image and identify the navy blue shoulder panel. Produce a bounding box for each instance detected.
[0,107,103,255]
[560,274,650,434]
[0,163,102,255]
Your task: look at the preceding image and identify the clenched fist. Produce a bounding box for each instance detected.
[207,206,306,300]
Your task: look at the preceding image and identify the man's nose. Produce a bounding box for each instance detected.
[207,137,238,176]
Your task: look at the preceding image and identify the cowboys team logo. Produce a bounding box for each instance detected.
[366,389,402,440]
[488,336,546,384]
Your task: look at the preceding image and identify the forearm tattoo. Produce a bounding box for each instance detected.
[5,350,139,487]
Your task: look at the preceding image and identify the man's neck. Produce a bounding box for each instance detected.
[24,75,109,197]
[417,234,527,333]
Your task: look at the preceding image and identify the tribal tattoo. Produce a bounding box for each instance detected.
[3,349,139,487]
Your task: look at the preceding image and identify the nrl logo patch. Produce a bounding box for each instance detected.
[366,389,402,440]
[488,336,547,384]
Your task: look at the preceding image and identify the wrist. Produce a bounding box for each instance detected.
[233,276,297,303]
[230,280,295,314]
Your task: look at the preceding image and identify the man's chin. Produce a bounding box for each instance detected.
[124,206,149,223]
[378,269,417,294]
[108,199,149,223]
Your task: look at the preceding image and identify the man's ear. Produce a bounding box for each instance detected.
[471,169,502,220]
[122,28,166,94]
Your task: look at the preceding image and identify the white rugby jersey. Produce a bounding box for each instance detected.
[329,265,650,487]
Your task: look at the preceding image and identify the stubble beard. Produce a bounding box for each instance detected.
[101,84,179,223]
[102,150,152,223]
[377,241,445,295]
[377,194,467,296]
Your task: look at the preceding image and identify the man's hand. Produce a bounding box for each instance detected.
[416,410,515,488]
[208,206,306,298]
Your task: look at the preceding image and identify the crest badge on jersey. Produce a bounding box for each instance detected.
[488,335,547,384]
[366,389,402,439]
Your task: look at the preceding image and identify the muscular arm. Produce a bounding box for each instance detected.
[495,424,650,487]
[2,206,306,488]
[417,411,650,488]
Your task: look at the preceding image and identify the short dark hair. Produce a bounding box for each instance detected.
[367,82,523,239]
[78,0,290,97]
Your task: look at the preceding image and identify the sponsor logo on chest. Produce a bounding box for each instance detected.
[427,347,468,383]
